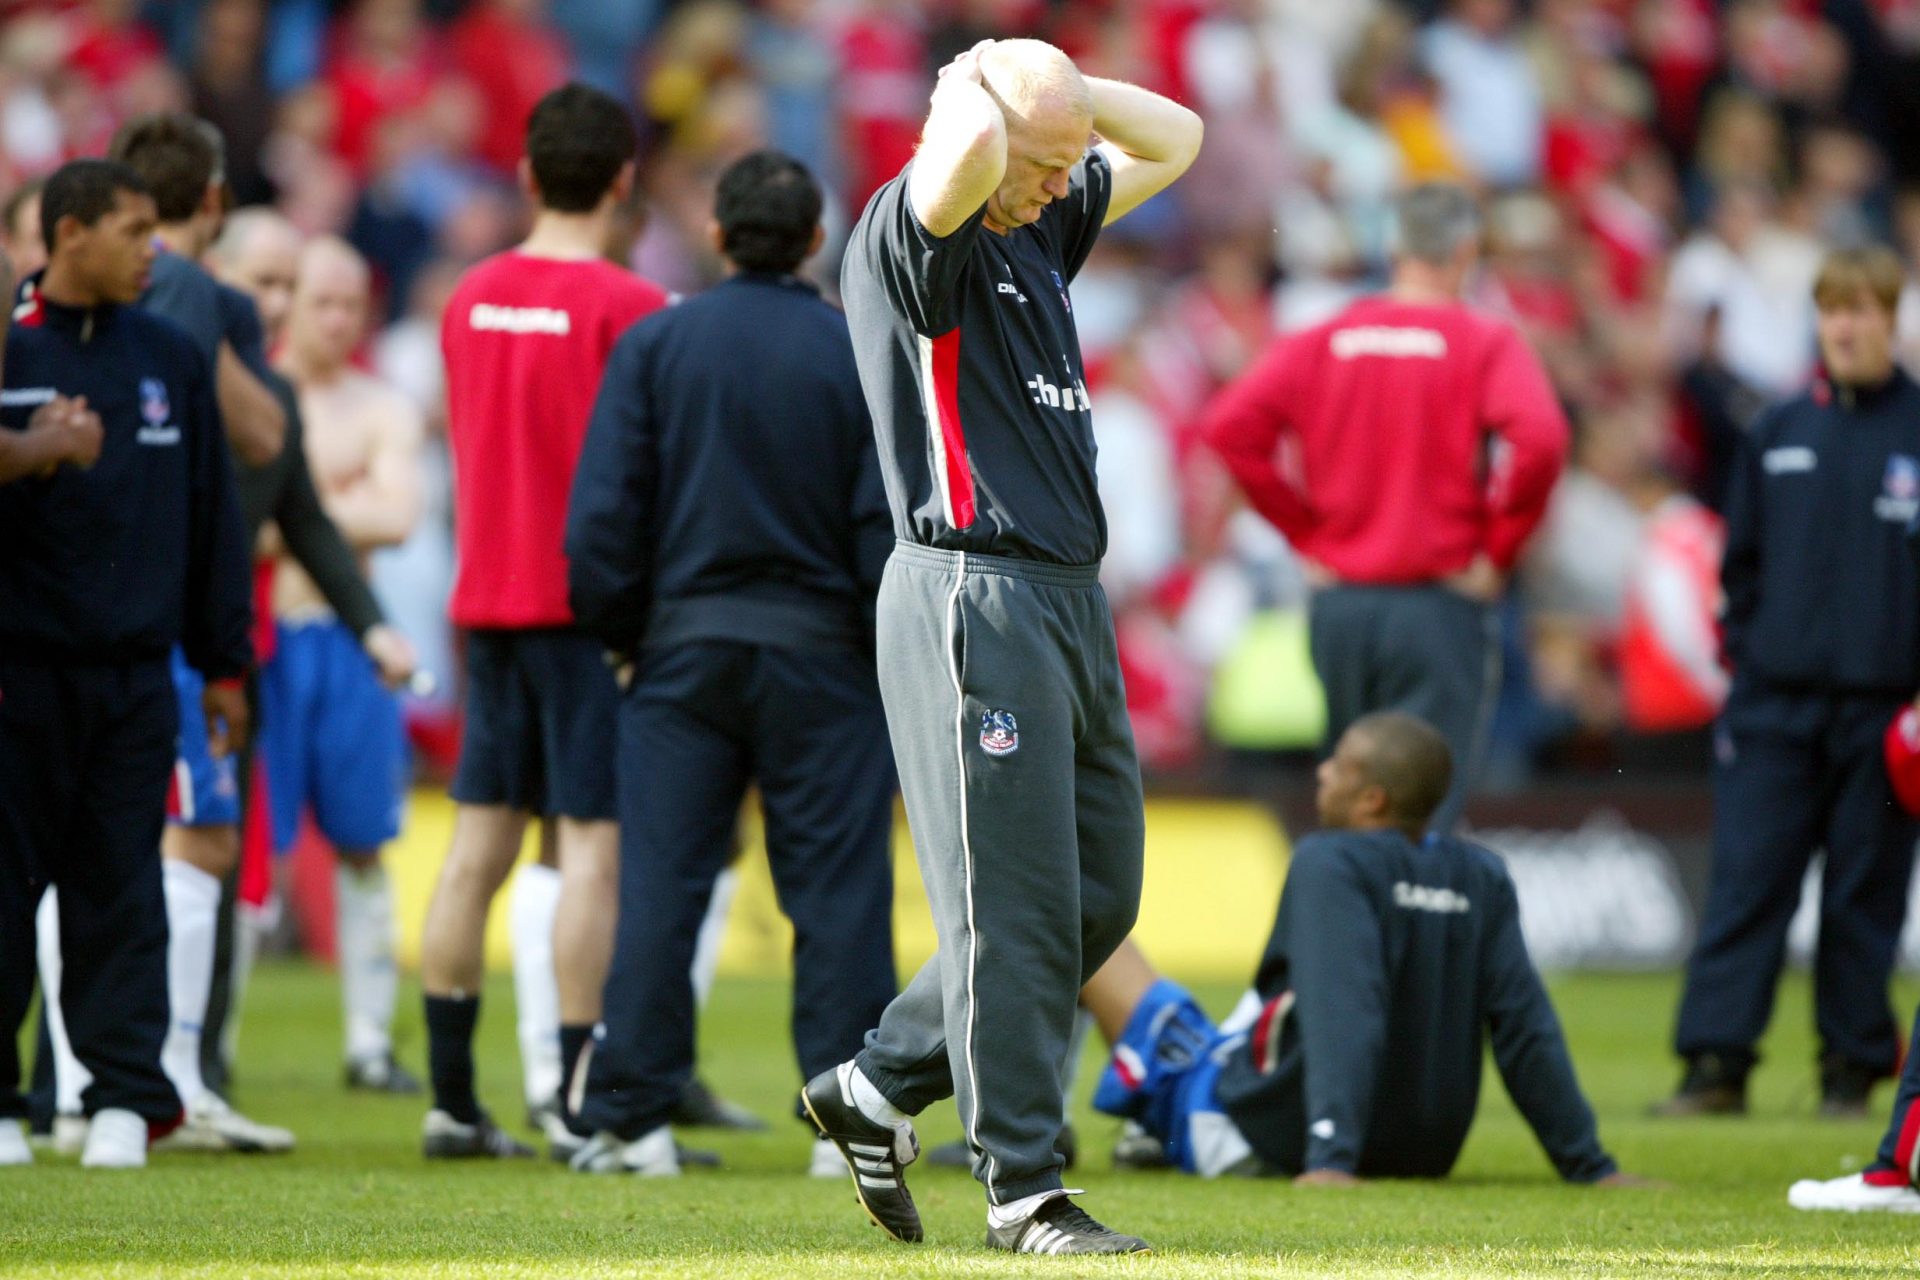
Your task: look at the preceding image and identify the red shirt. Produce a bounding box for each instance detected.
[1200,295,1570,584]
[442,252,669,628]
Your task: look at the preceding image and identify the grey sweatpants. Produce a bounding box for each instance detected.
[855,542,1144,1204]
[1308,583,1499,833]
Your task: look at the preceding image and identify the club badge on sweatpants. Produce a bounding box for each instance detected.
[980,709,1019,757]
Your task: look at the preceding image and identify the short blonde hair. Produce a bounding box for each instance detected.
[1812,245,1905,314]
[980,39,1092,128]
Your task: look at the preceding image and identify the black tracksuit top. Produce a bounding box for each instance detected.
[0,291,251,679]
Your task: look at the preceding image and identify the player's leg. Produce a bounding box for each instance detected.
[57,662,182,1167]
[923,568,1092,1211]
[156,653,237,1111]
[1790,998,1920,1212]
[420,631,538,1156]
[1307,586,1376,768]
[572,644,748,1172]
[1375,588,1498,834]
[0,659,75,1163]
[526,629,621,1137]
[1082,940,1242,1176]
[1809,696,1919,1114]
[508,826,563,1123]
[753,645,897,1174]
[1663,689,1824,1113]
[310,622,412,1090]
[418,803,532,1156]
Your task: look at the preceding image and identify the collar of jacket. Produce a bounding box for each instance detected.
[726,270,820,295]
[1817,367,1911,412]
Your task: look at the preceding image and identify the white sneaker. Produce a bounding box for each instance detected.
[1789,1172,1920,1213]
[52,1113,87,1156]
[154,1094,295,1154]
[809,1135,845,1179]
[568,1125,680,1176]
[0,1118,31,1166]
[80,1109,147,1169]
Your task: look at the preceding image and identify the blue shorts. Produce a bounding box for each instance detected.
[449,628,619,821]
[166,648,241,828]
[261,619,408,854]
[1091,979,1254,1176]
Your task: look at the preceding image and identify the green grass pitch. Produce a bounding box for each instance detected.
[5,966,1920,1277]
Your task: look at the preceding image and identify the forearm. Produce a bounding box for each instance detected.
[0,430,56,484]
[281,503,385,637]
[217,344,287,467]
[911,76,1007,236]
[1087,77,1203,164]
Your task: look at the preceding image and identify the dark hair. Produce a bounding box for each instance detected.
[3,178,43,242]
[526,84,638,213]
[1347,711,1454,834]
[714,150,822,275]
[39,160,150,254]
[108,113,224,224]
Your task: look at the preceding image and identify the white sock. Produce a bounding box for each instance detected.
[160,860,220,1107]
[846,1062,907,1128]
[35,888,91,1114]
[336,862,397,1064]
[987,1187,1078,1229]
[508,861,563,1108]
[691,867,739,1008]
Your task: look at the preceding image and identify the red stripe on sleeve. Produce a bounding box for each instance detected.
[929,329,975,530]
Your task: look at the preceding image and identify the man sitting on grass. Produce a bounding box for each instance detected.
[1085,711,1640,1185]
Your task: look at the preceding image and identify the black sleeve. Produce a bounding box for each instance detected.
[1719,410,1771,666]
[273,399,385,638]
[1283,843,1390,1173]
[1481,872,1618,1183]
[180,349,254,680]
[1036,149,1112,283]
[565,326,658,656]
[849,166,989,336]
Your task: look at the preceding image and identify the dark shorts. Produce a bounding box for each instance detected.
[450,628,619,821]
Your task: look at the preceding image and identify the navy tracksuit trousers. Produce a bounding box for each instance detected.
[580,640,897,1140]
[1676,679,1917,1073]
[0,657,181,1123]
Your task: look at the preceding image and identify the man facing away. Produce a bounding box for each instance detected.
[419,82,669,1159]
[564,149,899,1179]
[1201,183,1570,833]
[805,37,1202,1254]
[1084,713,1639,1190]
[265,236,425,1093]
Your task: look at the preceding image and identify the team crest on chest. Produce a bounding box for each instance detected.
[979,709,1019,757]
[1877,453,1920,522]
[140,377,170,426]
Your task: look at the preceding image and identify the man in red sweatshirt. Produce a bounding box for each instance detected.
[1201,183,1569,831]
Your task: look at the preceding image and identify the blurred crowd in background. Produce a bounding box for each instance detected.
[5,0,1918,786]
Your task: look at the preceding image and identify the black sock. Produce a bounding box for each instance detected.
[558,1023,593,1123]
[424,994,481,1124]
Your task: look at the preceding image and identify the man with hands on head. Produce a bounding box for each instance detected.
[806,38,1200,1255]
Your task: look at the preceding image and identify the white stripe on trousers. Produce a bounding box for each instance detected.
[944,557,997,1199]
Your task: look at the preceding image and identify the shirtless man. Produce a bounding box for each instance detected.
[266,236,426,1093]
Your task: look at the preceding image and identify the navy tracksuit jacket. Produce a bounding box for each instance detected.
[0,288,252,1124]
[565,271,897,1139]
[1675,371,1920,1074]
